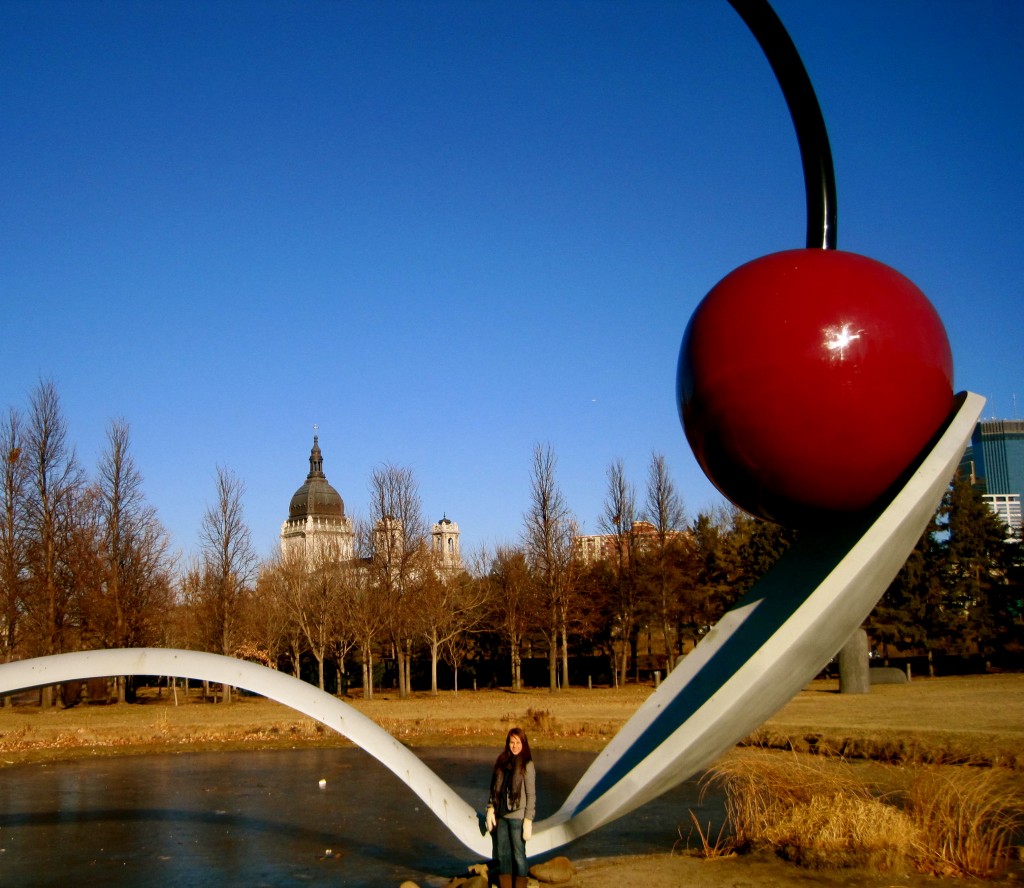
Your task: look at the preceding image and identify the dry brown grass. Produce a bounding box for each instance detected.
[0,683,653,763]
[355,685,646,750]
[678,809,734,860]
[906,767,1024,878]
[703,751,919,871]
[701,749,1024,878]
[0,673,1021,769]
[750,673,1024,769]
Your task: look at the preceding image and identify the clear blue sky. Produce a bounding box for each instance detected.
[2,1,1021,560]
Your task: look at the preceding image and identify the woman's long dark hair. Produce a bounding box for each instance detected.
[490,727,532,812]
[495,727,532,771]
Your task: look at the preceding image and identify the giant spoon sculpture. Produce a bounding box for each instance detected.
[0,0,983,864]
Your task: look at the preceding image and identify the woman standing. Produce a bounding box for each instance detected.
[485,727,536,888]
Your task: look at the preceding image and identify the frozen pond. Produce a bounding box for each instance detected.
[0,747,724,886]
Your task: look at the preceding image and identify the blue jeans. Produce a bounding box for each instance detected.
[494,816,527,878]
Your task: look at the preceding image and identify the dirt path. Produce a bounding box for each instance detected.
[570,851,1018,888]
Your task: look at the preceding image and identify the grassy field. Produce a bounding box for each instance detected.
[753,673,1024,768]
[0,672,1020,768]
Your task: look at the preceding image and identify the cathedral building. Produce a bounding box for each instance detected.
[280,435,355,561]
[281,435,462,571]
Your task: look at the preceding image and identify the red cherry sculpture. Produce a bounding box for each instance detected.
[677,249,954,526]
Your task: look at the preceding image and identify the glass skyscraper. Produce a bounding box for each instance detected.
[969,420,1024,533]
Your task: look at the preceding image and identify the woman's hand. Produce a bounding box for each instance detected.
[485,806,496,832]
[522,818,532,841]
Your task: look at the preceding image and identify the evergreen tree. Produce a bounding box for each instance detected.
[684,510,733,648]
[640,452,689,669]
[869,471,1024,670]
[942,474,1022,659]
[729,509,798,599]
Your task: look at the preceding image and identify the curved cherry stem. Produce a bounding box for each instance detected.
[727,0,837,250]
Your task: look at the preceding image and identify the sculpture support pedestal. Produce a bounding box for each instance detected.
[838,628,870,695]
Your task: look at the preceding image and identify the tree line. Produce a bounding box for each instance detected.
[1,381,1021,706]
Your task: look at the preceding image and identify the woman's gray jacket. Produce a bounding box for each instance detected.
[489,760,536,821]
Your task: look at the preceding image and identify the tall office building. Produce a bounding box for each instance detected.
[969,420,1024,533]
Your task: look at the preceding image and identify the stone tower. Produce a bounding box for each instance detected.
[431,514,462,572]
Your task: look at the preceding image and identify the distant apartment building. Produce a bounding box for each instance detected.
[962,419,1024,534]
[574,520,687,565]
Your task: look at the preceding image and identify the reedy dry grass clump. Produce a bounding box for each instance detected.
[703,750,919,872]
[678,809,735,859]
[522,708,559,734]
[502,707,619,742]
[701,750,1023,878]
[906,767,1023,879]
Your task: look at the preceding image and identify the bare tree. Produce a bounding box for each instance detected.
[166,557,207,700]
[91,419,173,701]
[489,545,535,690]
[285,540,348,691]
[642,452,689,670]
[600,458,638,687]
[0,408,28,674]
[367,464,427,698]
[198,465,258,703]
[23,380,85,706]
[522,443,578,691]
[417,556,490,695]
[245,555,300,673]
[350,520,384,698]
[330,554,361,695]
[168,558,204,652]
[64,483,104,656]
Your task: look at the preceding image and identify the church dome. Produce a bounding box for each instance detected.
[289,436,345,520]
